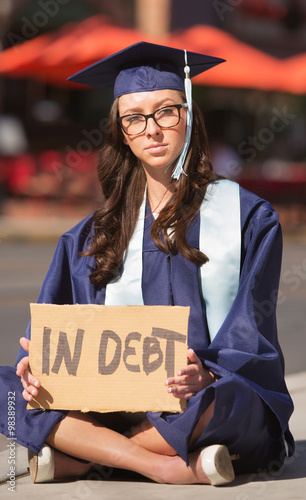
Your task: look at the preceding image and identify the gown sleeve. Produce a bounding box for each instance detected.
[198,189,293,435]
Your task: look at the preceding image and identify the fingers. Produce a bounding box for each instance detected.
[166,384,197,400]
[176,349,202,378]
[22,388,35,402]
[186,348,201,365]
[20,370,40,401]
[16,350,41,402]
[19,337,30,353]
[165,377,201,399]
[165,369,203,400]
[165,349,202,386]
[177,363,200,377]
[16,355,29,377]
[165,369,198,387]
[164,348,215,400]
[21,369,40,391]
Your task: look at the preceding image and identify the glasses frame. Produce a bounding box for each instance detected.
[117,103,188,136]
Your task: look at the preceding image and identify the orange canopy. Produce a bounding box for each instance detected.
[0,16,155,87]
[282,53,306,94]
[0,15,304,94]
[169,25,288,93]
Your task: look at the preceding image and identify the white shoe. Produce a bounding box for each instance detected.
[28,444,55,483]
[201,444,235,486]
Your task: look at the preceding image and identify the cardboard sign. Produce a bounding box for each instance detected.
[28,304,190,413]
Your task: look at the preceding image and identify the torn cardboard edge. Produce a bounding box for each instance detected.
[28,304,190,413]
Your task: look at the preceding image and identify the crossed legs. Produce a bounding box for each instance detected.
[46,402,215,484]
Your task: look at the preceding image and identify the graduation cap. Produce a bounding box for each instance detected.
[68,42,225,179]
[68,41,225,99]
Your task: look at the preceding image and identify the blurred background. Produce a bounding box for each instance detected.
[0,0,305,223]
[0,0,305,372]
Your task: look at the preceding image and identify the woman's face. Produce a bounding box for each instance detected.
[118,89,186,177]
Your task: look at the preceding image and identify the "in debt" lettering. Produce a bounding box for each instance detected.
[41,327,187,379]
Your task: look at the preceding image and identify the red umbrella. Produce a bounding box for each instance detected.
[283,53,306,94]
[0,16,153,87]
[27,15,160,85]
[0,30,56,76]
[168,25,288,93]
[0,16,303,94]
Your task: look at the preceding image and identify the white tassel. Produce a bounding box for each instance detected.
[171,50,193,180]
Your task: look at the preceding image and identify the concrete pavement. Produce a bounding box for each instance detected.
[0,214,82,243]
[0,370,305,500]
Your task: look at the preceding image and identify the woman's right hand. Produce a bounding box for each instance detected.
[16,337,40,402]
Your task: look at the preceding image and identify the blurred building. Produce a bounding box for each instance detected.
[0,0,305,223]
[172,0,306,57]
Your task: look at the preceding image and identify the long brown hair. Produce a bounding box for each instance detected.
[84,96,219,287]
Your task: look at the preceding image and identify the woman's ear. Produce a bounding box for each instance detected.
[123,135,129,145]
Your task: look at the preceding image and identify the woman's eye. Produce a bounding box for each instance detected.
[157,107,175,117]
[127,115,143,123]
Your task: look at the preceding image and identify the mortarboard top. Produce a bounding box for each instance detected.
[67,41,225,99]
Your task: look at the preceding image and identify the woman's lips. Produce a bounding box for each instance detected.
[145,143,168,154]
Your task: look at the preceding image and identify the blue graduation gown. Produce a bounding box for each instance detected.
[0,185,294,474]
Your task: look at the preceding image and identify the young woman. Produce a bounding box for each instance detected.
[0,42,294,486]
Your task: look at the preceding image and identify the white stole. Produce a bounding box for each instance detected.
[199,180,241,340]
[104,193,146,306]
[105,180,241,342]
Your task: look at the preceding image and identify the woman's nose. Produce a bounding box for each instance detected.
[145,116,160,136]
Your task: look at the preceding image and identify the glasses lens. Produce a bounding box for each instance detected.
[120,105,182,135]
[155,106,180,128]
[121,115,146,135]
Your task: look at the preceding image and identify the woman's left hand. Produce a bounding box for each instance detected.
[165,348,216,400]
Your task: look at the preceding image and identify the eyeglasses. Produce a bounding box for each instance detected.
[117,103,188,136]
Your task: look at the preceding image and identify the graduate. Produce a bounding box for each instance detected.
[0,42,294,486]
